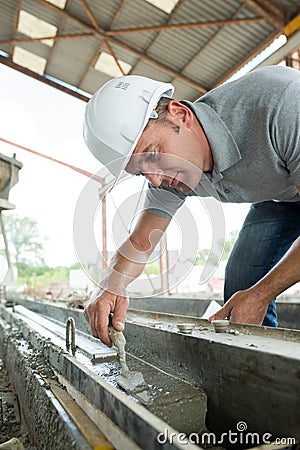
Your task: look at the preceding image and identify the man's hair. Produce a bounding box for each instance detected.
[147,96,180,133]
[154,96,171,124]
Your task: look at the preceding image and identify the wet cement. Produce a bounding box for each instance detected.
[77,339,207,435]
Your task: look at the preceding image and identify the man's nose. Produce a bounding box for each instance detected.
[144,171,163,187]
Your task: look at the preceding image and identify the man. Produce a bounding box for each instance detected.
[83,66,300,347]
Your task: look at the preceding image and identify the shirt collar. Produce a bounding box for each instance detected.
[181,100,241,173]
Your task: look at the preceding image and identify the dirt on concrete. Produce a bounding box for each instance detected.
[0,357,36,450]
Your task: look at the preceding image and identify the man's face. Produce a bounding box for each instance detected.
[125,120,204,193]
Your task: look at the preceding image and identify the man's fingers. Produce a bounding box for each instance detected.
[96,302,113,347]
[112,296,129,331]
[84,301,112,346]
[209,304,231,322]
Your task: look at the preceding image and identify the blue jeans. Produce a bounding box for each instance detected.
[224,200,300,327]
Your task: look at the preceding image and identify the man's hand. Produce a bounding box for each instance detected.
[209,288,269,325]
[84,289,129,346]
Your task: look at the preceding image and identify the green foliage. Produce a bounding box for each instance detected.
[1,214,82,288]
[2,214,45,266]
[17,264,80,287]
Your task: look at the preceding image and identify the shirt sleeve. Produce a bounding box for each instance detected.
[143,183,186,218]
[273,76,300,186]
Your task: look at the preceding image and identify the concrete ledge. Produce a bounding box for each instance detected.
[0,318,95,450]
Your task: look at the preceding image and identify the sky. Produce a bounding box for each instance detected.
[0,62,251,268]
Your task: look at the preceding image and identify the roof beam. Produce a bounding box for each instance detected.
[78,1,128,89]
[254,29,300,68]
[106,17,267,35]
[212,29,281,88]
[246,0,285,30]
[109,0,127,29]
[107,37,207,93]
[0,55,91,102]
[128,0,187,76]
[212,1,291,89]
[0,32,93,45]
[80,0,101,30]
[32,0,207,94]
[179,2,247,86]
[104,39,126,76]
[79,1,127,76]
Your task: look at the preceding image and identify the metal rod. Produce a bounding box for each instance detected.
[0,137,105,184]
[0,32,93,45]
[104,39,126,76]
[106,17,267,35]
[80,0,101,30]
[66,317,76,356]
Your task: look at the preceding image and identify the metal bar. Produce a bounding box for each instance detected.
[246,0,285,30]
[109,0,128,30]
[128,0,187,77]
[0,55,91,102]
[80,0,101,30]
[179,3,247,81]
[0,137,105,184]
[104,39,126,76]
[110,37,207,93]
[32,0,106,33]
[0,32,93,45]
[79,1,128,87]
[106,17,267,35]
[66,316,76,356]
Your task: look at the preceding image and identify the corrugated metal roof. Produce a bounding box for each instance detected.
[0,0,299,102]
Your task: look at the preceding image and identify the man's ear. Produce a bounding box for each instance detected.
[167,101,193,128]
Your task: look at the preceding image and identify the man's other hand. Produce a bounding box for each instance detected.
[209,288,269,326]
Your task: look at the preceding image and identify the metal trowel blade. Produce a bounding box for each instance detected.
[116,371,153,406]
[116,370,145,393]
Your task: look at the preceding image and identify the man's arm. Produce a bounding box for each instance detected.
[209,187,300,325]
[84,210,171,346]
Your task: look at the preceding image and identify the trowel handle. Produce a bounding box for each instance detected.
[108,312,113,327]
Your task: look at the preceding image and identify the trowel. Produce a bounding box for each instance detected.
[108,316,152,405]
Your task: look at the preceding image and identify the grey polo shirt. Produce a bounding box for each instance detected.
[144,66,300,218]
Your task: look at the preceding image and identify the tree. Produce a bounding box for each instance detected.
[1,214,46,267]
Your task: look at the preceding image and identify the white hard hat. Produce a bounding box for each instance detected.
[83,75,174,177]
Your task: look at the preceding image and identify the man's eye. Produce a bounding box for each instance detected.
[148,151,156,162]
